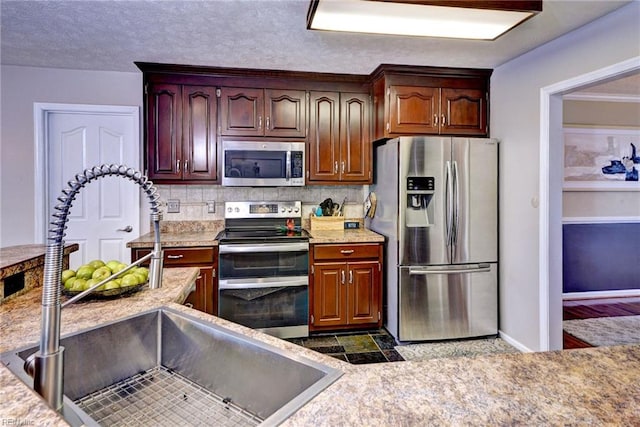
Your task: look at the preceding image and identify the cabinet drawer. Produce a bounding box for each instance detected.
[313,244,380,261]
[134,247,215,265]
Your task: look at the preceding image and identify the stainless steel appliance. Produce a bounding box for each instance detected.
[217,201,309,338]
[221,140,305,187]
[369,137,498,342]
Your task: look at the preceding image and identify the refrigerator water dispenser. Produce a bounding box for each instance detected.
[405,177,434,228]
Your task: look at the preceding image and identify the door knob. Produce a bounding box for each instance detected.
[117,225,133,232]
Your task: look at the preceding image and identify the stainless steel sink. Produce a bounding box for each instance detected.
[1,307,342,426]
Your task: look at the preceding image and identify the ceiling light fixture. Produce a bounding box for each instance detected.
[307,0,543,40]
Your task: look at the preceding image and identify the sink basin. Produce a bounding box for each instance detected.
[1,307,342,426]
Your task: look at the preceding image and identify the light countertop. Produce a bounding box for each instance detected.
[2,272,639,425]
[126,220,384,249]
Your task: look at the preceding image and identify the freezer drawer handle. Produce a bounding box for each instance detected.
[409,264,491,275]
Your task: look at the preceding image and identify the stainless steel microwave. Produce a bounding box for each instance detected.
[221,140,305,187]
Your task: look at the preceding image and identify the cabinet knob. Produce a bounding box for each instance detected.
[334,161,338,174]
[167,254,184,260]
[258,116,262,130]
[266,116,270,130]
[441,114,446,126]
[433,115,438,126]
[349,270,353,284]
[176,159,181,173]
[341,270,346,285]
[340,249,355,255]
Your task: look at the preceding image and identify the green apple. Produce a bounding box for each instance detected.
[111,263,127,276]
[71,278,86,292]
[88,259,106,269]
[103,280,119,290]
[92,266,111,281]
[133,267,149,281]
[132,273,147,284]
[105,260,121,272]
[76,265,95,280]
[85,278,101,291]
[61,269,75,283]
[120,274,139,287]
[64,277,77,290]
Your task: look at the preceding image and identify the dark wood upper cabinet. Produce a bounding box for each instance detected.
[137,63,491,184]
[145,83,218,183]
[220,87,306,138]
[308,91,371,184]
[371,65,492,140]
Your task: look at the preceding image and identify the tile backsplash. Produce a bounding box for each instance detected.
[156,185,369,221]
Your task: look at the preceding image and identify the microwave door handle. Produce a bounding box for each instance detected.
[286,150,291,181]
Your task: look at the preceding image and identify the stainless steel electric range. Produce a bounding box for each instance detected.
[216,201,310,339]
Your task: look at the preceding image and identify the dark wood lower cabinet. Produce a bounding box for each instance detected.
[310,243,382,331]
[131,246,218,315]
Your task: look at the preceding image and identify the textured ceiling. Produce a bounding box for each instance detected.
[0,0,633,75]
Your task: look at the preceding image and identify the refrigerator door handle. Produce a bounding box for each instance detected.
[452,160,460,258]
[408,264,492,275]
[445,161,454,254]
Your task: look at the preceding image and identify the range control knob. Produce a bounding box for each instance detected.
[281,207,286,213]
[294,207,300,213]
[234,207,240,213]
[227,207,232,213]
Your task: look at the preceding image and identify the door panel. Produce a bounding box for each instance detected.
[452,138,498,264]
[398,136,450,266]
[348,261,380,324]
[340,93,370,182]
[308,92,339,181]
[147,84,181,179]
[312,263,345,327]
[441,88,486,135]
[220,87,263,136]
[48,110,139,267]
[182,86,218,180]
[398,264,497,341]
[265,90,306,137]
[389,85,438,134]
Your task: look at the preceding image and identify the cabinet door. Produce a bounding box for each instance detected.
[308,92,340,181]
[440,88,486,136]
[340,93,371,182]
[146,84,182,180]
[182,86,218,181]
[388,85,438,135]
[265,89,306,137]
[347,261,380,325]
[312,262,347,327]
[219,87,264,136]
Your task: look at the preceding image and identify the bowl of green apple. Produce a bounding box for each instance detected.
[62,259,149,299]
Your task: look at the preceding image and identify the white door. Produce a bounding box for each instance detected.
[43,106,140,268]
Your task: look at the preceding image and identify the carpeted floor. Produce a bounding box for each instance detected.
[395,337,519,362]
[563,315,640,347]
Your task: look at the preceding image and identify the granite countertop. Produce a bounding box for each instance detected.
[0,244,79,280]
[1,268,639,425]
[127,220,384,249]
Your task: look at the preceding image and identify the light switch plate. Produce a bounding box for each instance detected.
[167,199,180,213]
[206,201,216,214]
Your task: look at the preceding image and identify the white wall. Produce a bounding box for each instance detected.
[0,66,142,247]
[491,1,640,351]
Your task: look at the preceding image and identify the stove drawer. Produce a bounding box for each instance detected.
[313,244,380,261]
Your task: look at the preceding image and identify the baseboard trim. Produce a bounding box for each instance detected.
[499,330,534,353]
[563,289,640,300]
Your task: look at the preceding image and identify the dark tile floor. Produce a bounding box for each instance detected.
[287,329,404,364]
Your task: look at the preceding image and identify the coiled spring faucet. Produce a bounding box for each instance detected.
[33,164,163,410]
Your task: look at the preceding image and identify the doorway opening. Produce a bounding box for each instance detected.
[540,57,640,351]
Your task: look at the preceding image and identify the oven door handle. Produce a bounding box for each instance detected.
[219,276,309,290]
[219,242,309,254]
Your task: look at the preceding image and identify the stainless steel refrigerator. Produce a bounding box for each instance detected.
[368,137,498,342]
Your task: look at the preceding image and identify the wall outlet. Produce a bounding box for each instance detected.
[167,199,180,213]
[206,201,216,214]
